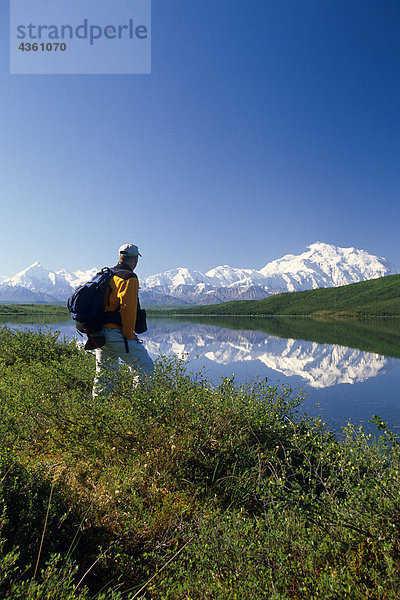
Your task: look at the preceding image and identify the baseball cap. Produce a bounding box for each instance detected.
[119,243,142,257]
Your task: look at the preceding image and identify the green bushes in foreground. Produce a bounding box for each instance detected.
[0,326,400,599]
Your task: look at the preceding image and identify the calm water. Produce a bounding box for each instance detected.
[2,315,400,435]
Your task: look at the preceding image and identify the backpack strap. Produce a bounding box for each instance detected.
[112,268,137,281]
[101,268,120,327]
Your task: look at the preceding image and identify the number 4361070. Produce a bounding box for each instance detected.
[19,42,67,51]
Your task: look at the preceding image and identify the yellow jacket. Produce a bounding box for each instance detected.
[103,264,139,340]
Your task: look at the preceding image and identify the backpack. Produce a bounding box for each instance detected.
[67,267,147,346]
[67,267,119,338]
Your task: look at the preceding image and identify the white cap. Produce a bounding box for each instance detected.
[119,243,142,257]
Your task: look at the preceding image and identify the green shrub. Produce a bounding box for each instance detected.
[0,326,400,598]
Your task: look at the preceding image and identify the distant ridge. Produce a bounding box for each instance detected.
[0,243,397,305]
[163,274,400,317]
[140,242,397,305]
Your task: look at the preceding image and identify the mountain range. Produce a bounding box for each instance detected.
[0,242,397,305]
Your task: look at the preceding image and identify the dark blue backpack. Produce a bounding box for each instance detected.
[67,267,120,336]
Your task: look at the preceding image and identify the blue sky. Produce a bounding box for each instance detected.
[1,0,399,278]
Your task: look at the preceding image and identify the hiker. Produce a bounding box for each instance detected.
[92,243,154,397]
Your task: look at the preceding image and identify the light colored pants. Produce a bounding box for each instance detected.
[93,328,154,397]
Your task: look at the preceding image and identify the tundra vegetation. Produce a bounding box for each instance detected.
[0,304,68,316]
[162,273,400,317]
[1,326,400,599]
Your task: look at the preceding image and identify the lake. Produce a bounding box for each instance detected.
[2,314,400,436]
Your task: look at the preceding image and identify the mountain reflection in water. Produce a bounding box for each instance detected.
[144,318,400,434]
[2,315,400,433]
[144,320,393,389]
[1,315,397,390]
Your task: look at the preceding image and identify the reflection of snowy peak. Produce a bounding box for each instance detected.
[0,242,397,304]
[256,339,388,388]
[144,322,391,389]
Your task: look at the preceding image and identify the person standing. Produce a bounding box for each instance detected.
[93,243,154,397]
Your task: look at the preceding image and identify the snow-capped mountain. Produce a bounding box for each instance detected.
[258,242,393,291]
[144,267,209,287]
[0,262,99,303]
[139,242,397,305]
[56,267,99,289]
[0,243,397,304]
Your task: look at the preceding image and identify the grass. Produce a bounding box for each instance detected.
[0,304,69,316]
[157,273,400,317]
[1,326,400,598]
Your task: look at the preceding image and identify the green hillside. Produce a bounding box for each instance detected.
[164,274,400,317]
[0,304,69,316]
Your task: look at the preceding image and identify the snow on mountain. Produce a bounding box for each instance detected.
[2,262,72,301]
[259,242,396,291]
[56,267,99,289]
[142,265,271,290]
[143,267,209,288]
[0,263,99,303]
[0,243,397,304]
[7,262,53,289]
[204,265,266,286]
[140,242,396,304]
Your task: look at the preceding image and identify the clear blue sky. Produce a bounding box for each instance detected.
[1,0,399,278]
